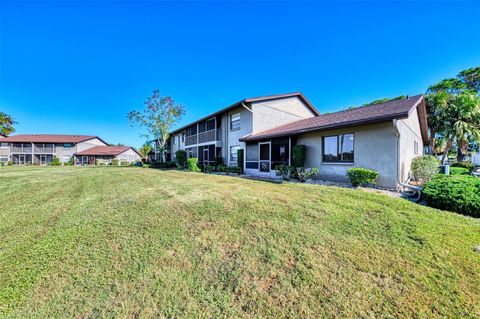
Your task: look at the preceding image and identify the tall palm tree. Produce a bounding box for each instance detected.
[425,92,449,155]
[440,93,480,164]
[0,112,16,136]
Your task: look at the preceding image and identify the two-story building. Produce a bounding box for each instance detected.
[158,92,428,189]
[0,134,141,165]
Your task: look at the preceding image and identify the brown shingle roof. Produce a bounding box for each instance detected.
[171,92,319,134]
[241,95,428,143]
[0,134,103,144]
[75,146,137,156]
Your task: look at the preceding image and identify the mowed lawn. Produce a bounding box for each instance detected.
[0,167,479,318]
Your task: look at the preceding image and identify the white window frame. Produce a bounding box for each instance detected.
[230,112,241,131]
[230,145,240,162]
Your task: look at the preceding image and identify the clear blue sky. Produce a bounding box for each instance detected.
[1,0,479,147]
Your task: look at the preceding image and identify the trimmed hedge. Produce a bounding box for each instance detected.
[292,145,306,167]
[423,175,480,218]
[451,162,474,171]
[50,157,61,166]
[175,150,187,168]
[237,149,244,174]
[149,161,177,169]
[347,168,379,187]
[449,167,470,175]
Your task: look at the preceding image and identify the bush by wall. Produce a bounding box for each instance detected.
[111,159,120,166]
[449,167,470,175]
[411,155,439,184]
[275,165,296,180]
[175,150,187,168]
[292,145,306,167]
[149,161,176,169]
[237,149,244,174]
[295,167,319,182]
[50,157,61,166]
[451,162,474,171]
[423,175,480,218]
[347,168,379,187]
[187,158,201,172]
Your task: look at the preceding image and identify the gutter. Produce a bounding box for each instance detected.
[393,119,422,201]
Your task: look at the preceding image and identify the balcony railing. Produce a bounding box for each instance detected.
[34,145,54,153]
[12,145,32,153]
[185,129,221,146]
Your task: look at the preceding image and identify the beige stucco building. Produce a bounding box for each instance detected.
[157,93,428,189]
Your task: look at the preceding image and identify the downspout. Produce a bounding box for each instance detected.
[393,119,422,200]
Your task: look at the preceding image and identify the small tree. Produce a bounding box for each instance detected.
[0,112,16,136]
[128,90,185,162]
[139,143,153,159]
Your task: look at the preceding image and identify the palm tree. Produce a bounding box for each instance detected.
[440,93,480,164]
[425,92,449,155]
[0,112,16,136]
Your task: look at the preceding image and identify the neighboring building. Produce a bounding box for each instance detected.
[0,134,140,165]
[159,93,428,189]
[74,146,141,165]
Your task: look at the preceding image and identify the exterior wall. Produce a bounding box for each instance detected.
[0,142,10,162]
[116,149,141,162]
[76,138,108,152]
[220,105,253,166]
[54,143,76,163]
[397,109,424,182]
[296,122,398,188]
[251,96,316,133]
[170,132,185,160]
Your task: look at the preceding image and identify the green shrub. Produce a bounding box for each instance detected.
[120,161,129,166]
[203,165,214,173]
[275,165,296,180]
[347,168,379,187]
[111,159,119,166]
[450,167,470,175]
[187,158,201,172]
[7,161,13,166]
[292,145,306,167]
[423,175,480,218]
[295,167,319,182]
[451,162,474,171]
[64,156,74,166]
[218,166,241,174]
[50,157,61,166]
[175,150,187,168]
[411,155,439,184]
[237,149,244,174]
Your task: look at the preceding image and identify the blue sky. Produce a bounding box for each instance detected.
[1,0,479,147]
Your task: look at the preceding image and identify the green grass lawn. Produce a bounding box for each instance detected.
[0,166,479,318]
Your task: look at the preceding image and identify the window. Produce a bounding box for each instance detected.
[0,155,8,162]
[414,141,419,155]
[63,143,71,150]
[230,112,240,130]
[173,136,177,145]
[0,143,8,149]
[322,133,354,162]
[206,118,215,131]
[230,145,240,162]
[181,133,185,142]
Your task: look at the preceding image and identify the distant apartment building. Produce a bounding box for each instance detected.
[0,134,140,165]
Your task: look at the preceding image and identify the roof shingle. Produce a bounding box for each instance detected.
[241,95,427,142]
[74,146,134,156]
[0,134,100,143]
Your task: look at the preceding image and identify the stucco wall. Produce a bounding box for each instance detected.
[296,122,398,188]
[170,132,185,159]
[116,149,141,162]
[76,138,108,152]
[397,109,424,182]
[54,143,76,162]
[252,96,316,133]
[220,105,252,165]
